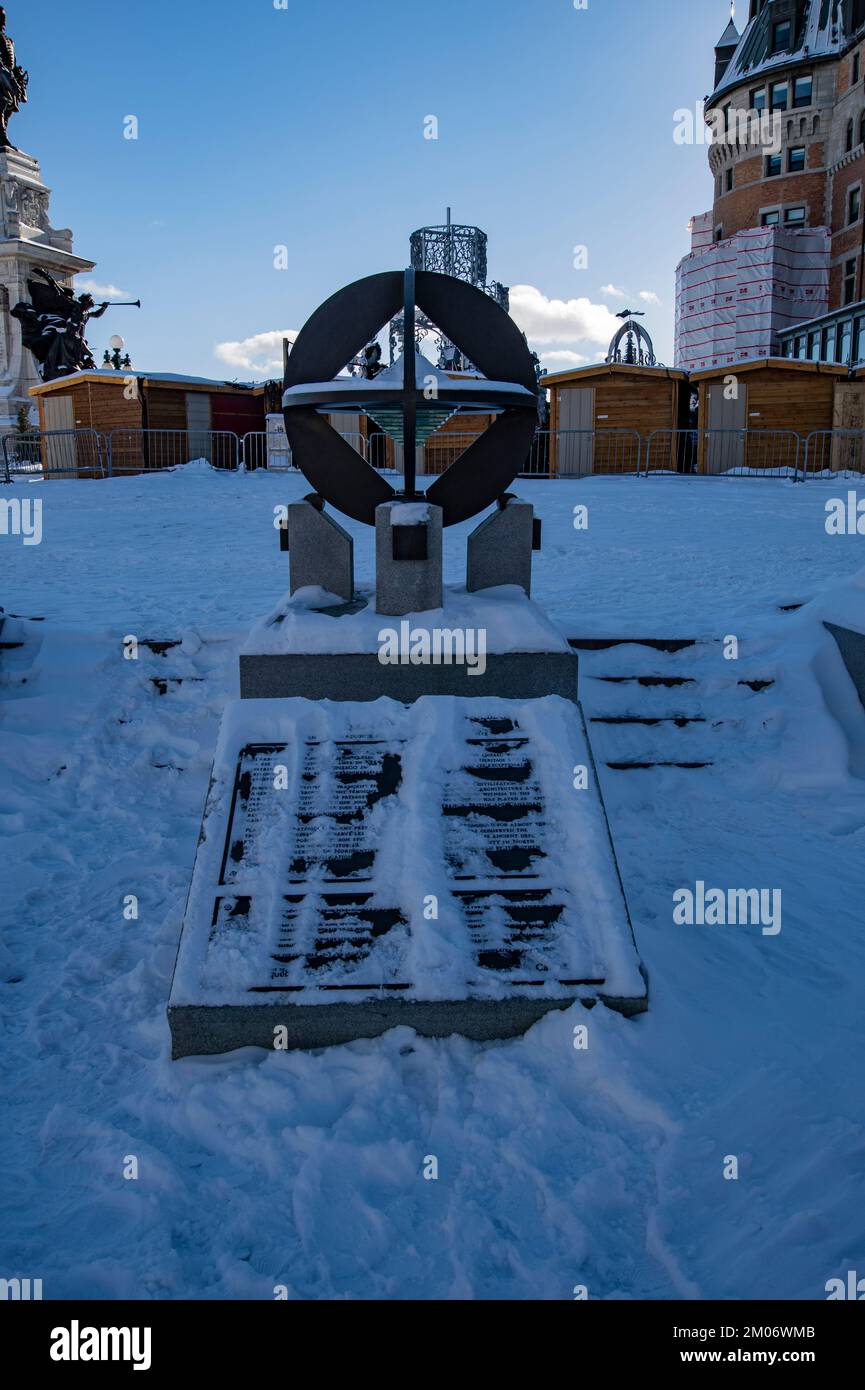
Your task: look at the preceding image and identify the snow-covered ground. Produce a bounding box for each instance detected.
[1,467,864,1300]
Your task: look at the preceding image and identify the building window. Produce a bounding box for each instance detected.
[844,258,858,305]
[770,81,789,111]
[847,118,855,152]
[822,324,837,361]
[751,87,766,111]
[771,19,791,54]
[766,152,782,176]
[855,52,861,85]
[808,330,820,361]
[795,334,808,359]
[793,75,813,107]
[854,317,865,364]
[788,145,806,171]
[839,319,853,365]
[714,224,724,242]
[849,185,861,223]
[860,110,865,146]
[726,167,734,191]
[761,209,781,225]
[784,206,806,223]
[716,174,722,197]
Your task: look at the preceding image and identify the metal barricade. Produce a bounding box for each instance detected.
[3,428,108,481]
[108,429,240,474]
[550,429,642,477]
[241,432,270,471]
[646,429,800,479]
[803,430,865,479]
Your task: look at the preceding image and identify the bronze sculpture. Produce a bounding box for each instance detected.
[11,270,110,381]
[0,7,28,151]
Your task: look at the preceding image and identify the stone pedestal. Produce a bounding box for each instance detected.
[287,499,354,601]
[0,147,95,434]
[375,500,443,615]
[467,499,535,595]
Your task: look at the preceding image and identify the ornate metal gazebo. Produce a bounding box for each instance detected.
[605,310,659,367]
[388,210,510,370]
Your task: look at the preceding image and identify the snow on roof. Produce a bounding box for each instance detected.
[711,0,863,105]
[31,369,266,393]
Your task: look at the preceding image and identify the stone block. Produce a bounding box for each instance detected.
[467,500,534,596]
[288,499,354,602]
[375,500,442,615]
[826,621,865,711]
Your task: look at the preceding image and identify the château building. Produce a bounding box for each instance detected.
[675,0,865,370]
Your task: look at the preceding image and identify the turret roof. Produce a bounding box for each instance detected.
[716,18,741,50]
[710,0,864,106]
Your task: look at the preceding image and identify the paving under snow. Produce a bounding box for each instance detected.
[1,466,864,1300]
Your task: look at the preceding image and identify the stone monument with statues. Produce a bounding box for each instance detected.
[0,6,97,432]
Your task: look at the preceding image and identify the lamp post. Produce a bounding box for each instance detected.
[103,334,132,371]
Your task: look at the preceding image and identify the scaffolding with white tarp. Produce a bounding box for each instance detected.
[674,224,830,372]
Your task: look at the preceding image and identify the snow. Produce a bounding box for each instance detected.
[170,694,642,1007]
[1,467,864,1300]
[387,501,434,525]
[245,584,570,655]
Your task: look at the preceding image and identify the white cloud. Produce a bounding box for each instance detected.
[639,290,662,306]
[599,283,627,300]
[539,350,589,370]
[508,284,620,347]
[214,329,298,376]
[75,279,130,300]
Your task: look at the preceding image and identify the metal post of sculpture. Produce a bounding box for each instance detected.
[0,6,28,151]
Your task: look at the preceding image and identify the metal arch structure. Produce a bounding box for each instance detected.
[283,268,539,528]
[389,211,511,369]
[606,311,660,368]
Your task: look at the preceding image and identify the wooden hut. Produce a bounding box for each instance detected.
[542,363,689,475]
[28,371,269,476]
[689,359,851,473]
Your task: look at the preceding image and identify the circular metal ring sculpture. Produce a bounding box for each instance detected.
[282,268,539,527]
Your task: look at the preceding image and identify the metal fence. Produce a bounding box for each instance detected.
[108,429,239,474]
[3,428,108,481]
[365,429,641,478]
[803,430,865,479]
[242,431,269,471]
[5,424,865,483]
[645,428,802,479]
[547,428,642,477]
[258,430,369,472]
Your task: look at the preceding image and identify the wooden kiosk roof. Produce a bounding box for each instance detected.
[688,358,850,382]
[541,362,688,388]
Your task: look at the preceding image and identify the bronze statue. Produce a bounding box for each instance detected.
[0,7,28,151]
[11,270,110,380]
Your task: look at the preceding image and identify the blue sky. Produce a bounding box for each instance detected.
[11,0,728,378]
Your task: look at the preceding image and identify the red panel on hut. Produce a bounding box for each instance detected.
[210,392,266,436]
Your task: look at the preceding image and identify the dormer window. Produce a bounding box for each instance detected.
[771,20,792,55]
